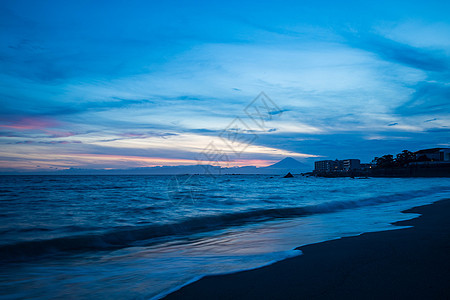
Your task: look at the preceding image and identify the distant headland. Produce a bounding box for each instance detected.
[0,157,307,176]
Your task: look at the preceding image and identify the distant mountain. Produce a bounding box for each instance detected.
[262,157,307,174]
[266,157,306,169]
[1,157,310,175]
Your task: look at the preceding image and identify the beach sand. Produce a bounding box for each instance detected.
[165,199,450,299]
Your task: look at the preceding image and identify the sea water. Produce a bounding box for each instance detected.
[0,175,449,299]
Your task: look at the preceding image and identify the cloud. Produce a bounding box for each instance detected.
[341,31,449,119]
[10,140,82,144]
[345,32,450,72]
[425,127,450,133]
[395,81,450,115]
[424,118,438,122]
[0,117,59,130]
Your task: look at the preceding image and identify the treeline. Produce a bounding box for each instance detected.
[372,150,432,168]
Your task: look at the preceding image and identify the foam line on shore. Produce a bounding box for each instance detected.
[164,198,450,299]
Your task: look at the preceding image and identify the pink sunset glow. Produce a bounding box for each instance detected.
[0,117,60,130]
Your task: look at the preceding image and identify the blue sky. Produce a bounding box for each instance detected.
[0,0,449,171]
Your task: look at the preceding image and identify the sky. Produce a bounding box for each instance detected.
[0,0,449,171]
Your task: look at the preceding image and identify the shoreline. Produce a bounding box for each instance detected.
[165,198,450,299]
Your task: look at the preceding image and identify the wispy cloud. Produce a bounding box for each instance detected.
[346,33,449,72]
[395,81,450,115]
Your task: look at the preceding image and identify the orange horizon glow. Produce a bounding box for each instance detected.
[66,154,278,168]
[0,152,279,170]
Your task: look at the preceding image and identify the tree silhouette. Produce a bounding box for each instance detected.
[373,150,417,168]
[374,155,395,168]
[395,150,415,166]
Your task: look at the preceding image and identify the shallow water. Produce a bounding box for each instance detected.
[1,175,449,299]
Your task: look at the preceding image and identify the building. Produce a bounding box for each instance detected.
[360,163,373,170]
[314,159,360,173]
[343,159,360,171]
[415,148,450,162]
[442,149,450,161]
[314,160,336,172]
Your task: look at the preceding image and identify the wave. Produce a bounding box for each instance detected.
[1,186,448,263]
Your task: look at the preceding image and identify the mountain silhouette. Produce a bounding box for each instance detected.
[266,157,306,169]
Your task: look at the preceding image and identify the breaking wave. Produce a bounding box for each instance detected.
[0,186,447,262]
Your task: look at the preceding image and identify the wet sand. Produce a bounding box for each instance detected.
[165,199,450,299]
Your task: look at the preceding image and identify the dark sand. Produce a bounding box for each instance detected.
[165,199,450,299]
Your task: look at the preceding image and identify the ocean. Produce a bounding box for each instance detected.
[1,175,449,299]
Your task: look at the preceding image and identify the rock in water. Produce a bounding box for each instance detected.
[283,172,294,178]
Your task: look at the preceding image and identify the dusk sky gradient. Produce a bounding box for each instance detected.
[1,0,449,171]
